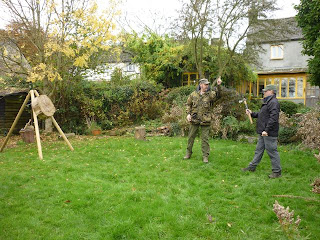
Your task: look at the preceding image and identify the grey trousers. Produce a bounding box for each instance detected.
[186,124,210,157]
[249,136,282,173]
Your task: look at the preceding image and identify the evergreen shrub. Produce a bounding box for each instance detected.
[279,101,299,116]
[278,126,298,144]
[165,85,195,106]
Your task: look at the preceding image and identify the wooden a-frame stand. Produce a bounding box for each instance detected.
[0,90,74,160]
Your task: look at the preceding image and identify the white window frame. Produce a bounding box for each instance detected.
[270,45,284,59]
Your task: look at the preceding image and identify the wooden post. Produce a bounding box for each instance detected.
[51,116,74,151]
[30,90,43,160]
[0,91,31,152]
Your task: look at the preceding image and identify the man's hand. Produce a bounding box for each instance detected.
[217,76,222,85]
[261,131,268,136]
[187,114,192,122]
[246,109,252,115]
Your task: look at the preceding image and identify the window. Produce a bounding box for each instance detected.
[127,64,135,72]
[182,72,199,86]
[270,45,284,59]
[251,75,305,99]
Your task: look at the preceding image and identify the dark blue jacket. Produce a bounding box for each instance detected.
[251,94,280,137]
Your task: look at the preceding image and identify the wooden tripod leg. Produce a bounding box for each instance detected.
[34,90,40,97]
[0,91,31,152]
[51,116,74,151]
[30,90,43,160]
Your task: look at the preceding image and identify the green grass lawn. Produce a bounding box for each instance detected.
[0,136,319,240]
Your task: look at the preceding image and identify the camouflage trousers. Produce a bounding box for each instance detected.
[186,124,210,157]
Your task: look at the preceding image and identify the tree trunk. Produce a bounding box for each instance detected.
[135,126,146,140]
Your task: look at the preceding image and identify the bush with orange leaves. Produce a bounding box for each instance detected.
[279,111,294,128]
[296,106,320,151]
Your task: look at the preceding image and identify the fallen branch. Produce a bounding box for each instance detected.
[273,195,320,203]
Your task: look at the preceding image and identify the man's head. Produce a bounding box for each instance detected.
[199,78,210,92]
[262,84,277,98]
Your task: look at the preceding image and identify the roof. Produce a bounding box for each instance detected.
[0,37,31,76]
[95,50,134,64]
[247,17,303,44]
[0,87,29,97]
[256,67,308,75]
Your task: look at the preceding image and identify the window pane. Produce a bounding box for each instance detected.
[278,46,283,58]
[289,78,296,97]
[182,74,188,85]
[276,47,280,57]
[272,47,276,58]
[281,78,288,97]
[190,74,197,85]
[274,78,280,97]
[252,82,257,97]
[266,78,272,85]
[258,79,265,97]
[271,45,283,59]
[297,77,303,97]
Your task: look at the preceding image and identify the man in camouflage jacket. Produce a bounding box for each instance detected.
[184,77,222,163]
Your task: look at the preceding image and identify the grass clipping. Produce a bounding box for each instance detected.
[273,201,302,239]
[311,178,320,194]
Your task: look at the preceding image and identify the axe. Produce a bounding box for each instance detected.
[239,98,253,124]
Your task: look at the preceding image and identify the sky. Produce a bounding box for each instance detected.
[0,0,301,30]
[118,0,301,33]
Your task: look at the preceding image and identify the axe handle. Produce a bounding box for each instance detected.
[244,100,253,124]
[247,112,253,124]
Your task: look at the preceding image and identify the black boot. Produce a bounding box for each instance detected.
[242,167,256,172]
[203,156,209,163]
[268,171,281,178]
[183,152,192,159]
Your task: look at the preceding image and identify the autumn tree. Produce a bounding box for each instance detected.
[0,0,121,95]
[0,0,121,131]
[296,0,320,86]
[175,0,214,79]
[175,0,279,84]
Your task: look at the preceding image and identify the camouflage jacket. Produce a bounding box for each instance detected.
[186,86,221,125]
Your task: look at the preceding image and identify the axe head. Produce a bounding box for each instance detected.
[238,98,247,103]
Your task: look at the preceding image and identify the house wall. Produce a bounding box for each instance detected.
[256,41,310,71]
[84,63,140,81]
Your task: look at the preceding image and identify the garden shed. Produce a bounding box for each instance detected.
[0,88,30,135]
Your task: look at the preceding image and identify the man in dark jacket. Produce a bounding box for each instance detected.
[242,84,282,178]
[184,77,222,163]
